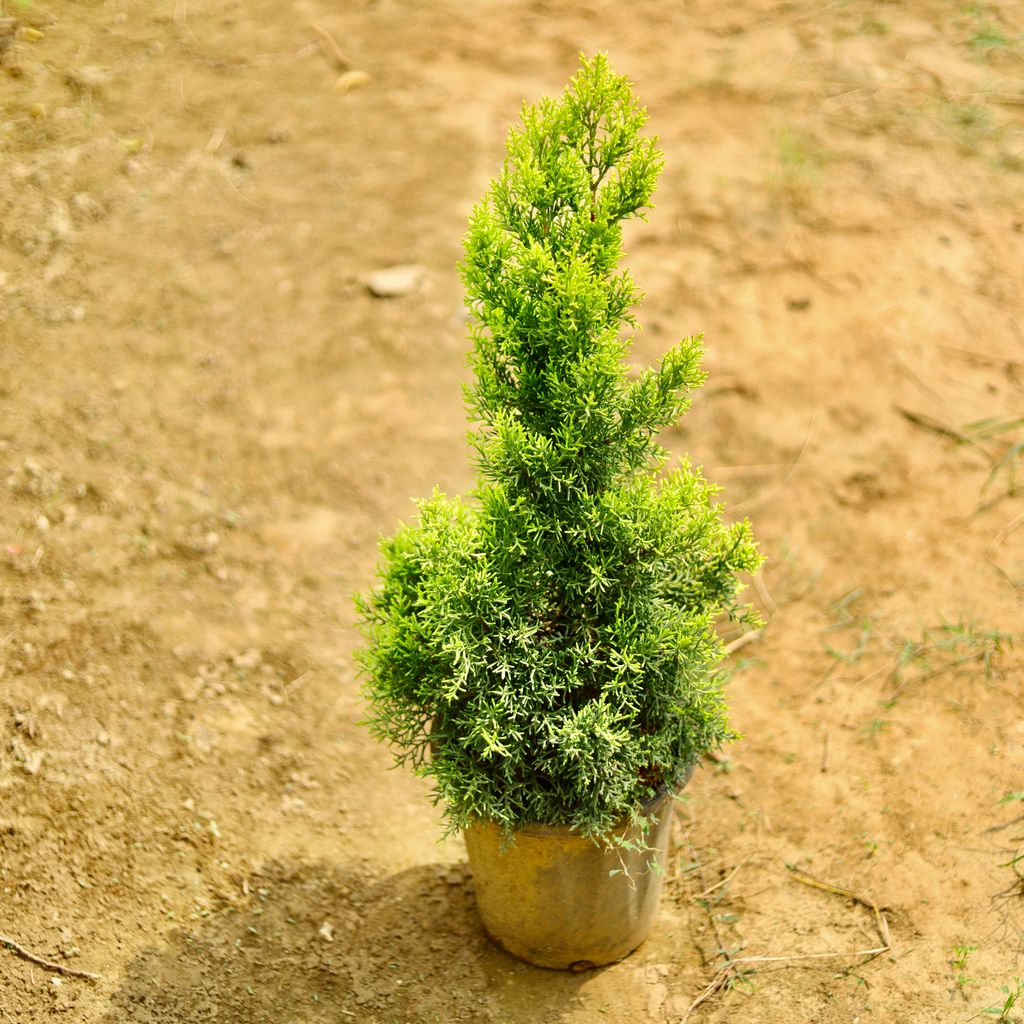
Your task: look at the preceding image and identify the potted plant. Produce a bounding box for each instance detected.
[356,53,762,970]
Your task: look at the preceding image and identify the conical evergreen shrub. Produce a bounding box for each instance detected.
[357,54,762,841]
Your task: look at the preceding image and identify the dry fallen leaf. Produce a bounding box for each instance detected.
[335,70,371,93]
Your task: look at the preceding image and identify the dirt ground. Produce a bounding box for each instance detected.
[2,0,1024,1021]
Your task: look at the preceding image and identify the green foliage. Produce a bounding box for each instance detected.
[982,978,1024,1021]
[951,943,978,994]
[357,55,761,841]
[960,415,1024,500]
[952,943,977,970]
[822,597,1013,702]
[769,124,824,204]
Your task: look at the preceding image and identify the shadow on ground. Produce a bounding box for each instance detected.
[100,860,592,1024]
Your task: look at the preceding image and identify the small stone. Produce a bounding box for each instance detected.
[364,264,426,298]
[49,201,75,240]
[65,65,108,92]
[0,19,16,59]
[14,711,38,738]
[318,920,334,942]
[646,981,668,1018]
[232,648,262,670]
[72,192,104,219]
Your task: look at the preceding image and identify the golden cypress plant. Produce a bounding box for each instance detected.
[357,54,762,841]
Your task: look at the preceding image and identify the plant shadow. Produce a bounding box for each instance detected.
[100,859,593,1023]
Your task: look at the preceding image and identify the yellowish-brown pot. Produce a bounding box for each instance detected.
[463,777,688,970]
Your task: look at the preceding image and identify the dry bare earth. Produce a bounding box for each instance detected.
[1,1,1023,1021]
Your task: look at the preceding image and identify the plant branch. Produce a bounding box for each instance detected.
[1,934,100,980]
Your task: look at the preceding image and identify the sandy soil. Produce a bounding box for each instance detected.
[2,1,1024,1021]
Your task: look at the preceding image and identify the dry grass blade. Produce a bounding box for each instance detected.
[693,857,751,901]
[992,510,1024,550]
[731,410,817,513]
[888,650,989,702]
[680,945,889,1023]
[982,439,1024,497]
[679,865,893,1022]
[785,866,891,947]
[1,934,100,980]
[984,812,1024,835]
[896,407,980,449]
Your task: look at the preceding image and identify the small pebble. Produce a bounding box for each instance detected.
[364,264,426,298]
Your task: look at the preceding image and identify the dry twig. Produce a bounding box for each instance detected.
[310,23,350,70]
[752,573,779,618]
[0,934,99,980]
[284,669,314,696]
[724,630,762,656]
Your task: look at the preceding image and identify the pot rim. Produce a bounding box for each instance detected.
[467,760,697,840]
[644,759,696,808]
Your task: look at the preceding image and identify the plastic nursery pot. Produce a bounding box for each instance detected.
[462,765,694,971]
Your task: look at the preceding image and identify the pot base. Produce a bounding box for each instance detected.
[463,791,677,971]
[478,922,640,972]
